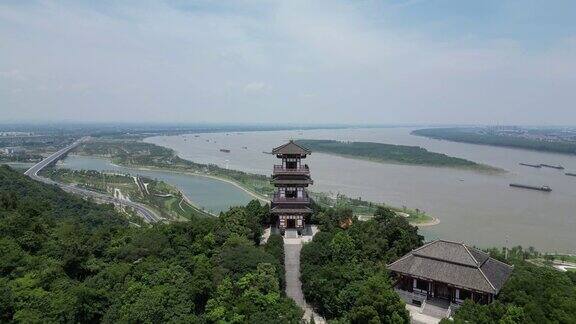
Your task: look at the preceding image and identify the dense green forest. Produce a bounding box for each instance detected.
[3,162,576,323]
[412,128,576,155]
[300,207,423,322]
[0,165,301,323]
[295,139,499,171]
[444,247,576,323]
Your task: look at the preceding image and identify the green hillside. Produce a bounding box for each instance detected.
[0,165,300,323]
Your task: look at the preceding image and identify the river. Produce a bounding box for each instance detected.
[145,127,576,253]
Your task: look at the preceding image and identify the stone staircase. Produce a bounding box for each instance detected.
[421,298,450,319]
[283,229,325,323]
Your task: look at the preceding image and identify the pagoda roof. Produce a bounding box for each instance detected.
[271,178,313,185]
[270,205,313,214]
[272,140,311,155]
[387,240,513,294]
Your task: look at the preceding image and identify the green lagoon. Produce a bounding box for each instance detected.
[57,155,253,215]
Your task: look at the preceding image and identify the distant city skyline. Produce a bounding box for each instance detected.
[1,0,576,125]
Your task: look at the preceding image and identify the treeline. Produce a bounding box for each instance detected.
[0,165,301,323]
[412,128,576,155]
[300,207,423,322]
[445,246,576,323]
[295,139,497,170]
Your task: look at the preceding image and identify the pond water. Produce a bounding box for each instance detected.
[58,155,253,215]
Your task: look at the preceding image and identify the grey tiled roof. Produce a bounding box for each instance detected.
[387,240,513,294]
[272,141,311,155]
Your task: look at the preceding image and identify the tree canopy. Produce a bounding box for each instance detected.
[301,206,423,322]
[442,246,576,324]
[0,165,301,323]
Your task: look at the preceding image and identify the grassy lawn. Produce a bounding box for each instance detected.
[311,192,434,224]
[163,195,213,219]
[552,254,576,263]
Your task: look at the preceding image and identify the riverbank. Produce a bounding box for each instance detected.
[126,163,438,226]
[70,148,438,227]
[108,162,439,225]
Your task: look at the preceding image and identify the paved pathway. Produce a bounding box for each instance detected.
[406,304,442,324]
[284,235,325,323]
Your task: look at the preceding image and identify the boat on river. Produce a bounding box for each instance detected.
[519,163,541,168]
[220,149,231,153]
[509,183,552,192]
[565,173,576,177]
[540,164,565,170]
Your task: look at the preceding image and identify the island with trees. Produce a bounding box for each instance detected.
[295,139,501,172]
[412,127,576,155]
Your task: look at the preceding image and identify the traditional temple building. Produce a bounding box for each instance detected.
[388,240,513,305]
[270,140,313,235]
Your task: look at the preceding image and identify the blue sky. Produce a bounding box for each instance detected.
[1,0,575,125]
[376,0,576,46]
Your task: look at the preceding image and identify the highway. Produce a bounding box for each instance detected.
[24,137,162,223]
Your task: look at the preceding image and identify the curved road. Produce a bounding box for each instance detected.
[24,137,162,223]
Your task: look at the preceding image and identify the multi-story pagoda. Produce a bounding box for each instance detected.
[271,140,313,235]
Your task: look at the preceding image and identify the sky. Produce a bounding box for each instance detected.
[1,0,576,125]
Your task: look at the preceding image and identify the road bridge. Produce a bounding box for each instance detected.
[24,138,162,223]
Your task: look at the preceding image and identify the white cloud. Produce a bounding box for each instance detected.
[0,0,575,124]
[0,69,26,81]
[243,82,270,94]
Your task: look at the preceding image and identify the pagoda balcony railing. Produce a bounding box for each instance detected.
[273,165,310,175]
[272,194,311,204]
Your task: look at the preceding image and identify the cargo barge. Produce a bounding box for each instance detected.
[540,164,564,170]
[219,149,231,153]
[519,163,541,168]
[509,183,552,192]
